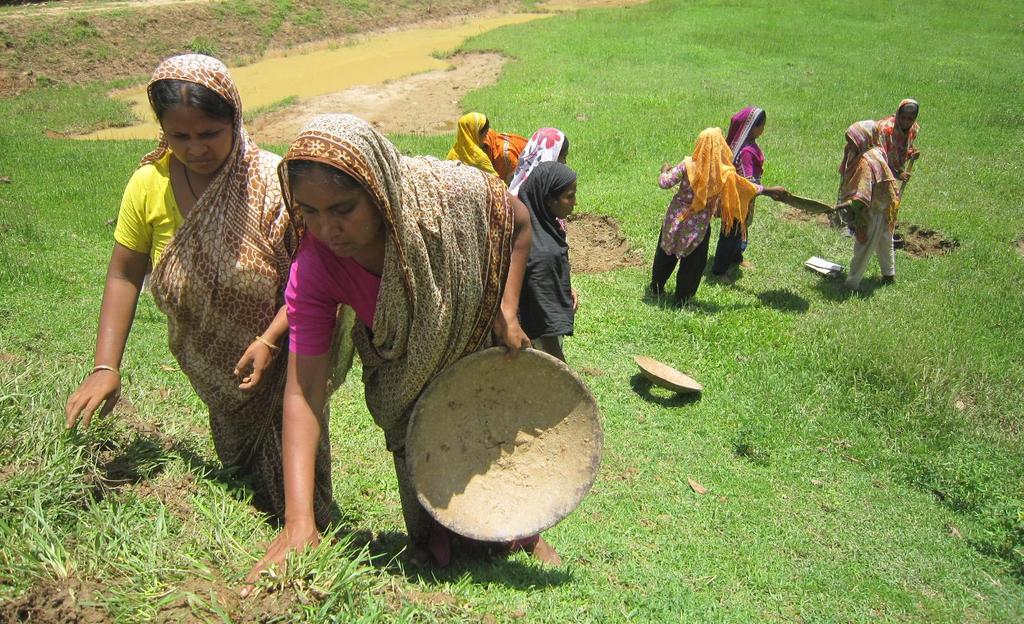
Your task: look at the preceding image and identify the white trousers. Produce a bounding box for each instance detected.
[845,210,895,289]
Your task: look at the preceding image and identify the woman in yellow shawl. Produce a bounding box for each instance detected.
[650,128,788,305]
[447,112,526,185]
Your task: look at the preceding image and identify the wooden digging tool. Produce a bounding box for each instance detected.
[778,193,836,214]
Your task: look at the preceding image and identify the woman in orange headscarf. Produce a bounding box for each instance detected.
[650,128,787,305]
[447,112,527,185]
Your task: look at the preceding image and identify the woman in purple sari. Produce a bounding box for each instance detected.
[711,106,766,277]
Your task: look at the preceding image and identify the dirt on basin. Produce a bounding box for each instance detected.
[0,577,108,624]
[249,52,507,143]
[567,213,645,274]
[895,224,959,258]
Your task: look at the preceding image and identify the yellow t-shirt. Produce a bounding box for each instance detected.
[113,153,183,267]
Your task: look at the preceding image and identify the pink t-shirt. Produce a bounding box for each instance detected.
[285,235,382,356]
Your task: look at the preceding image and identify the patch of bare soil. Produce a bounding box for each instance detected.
[1015,237,1024,258]
[1,0,212,18]
[781,207,831,228]
[156,575,297,623]
[381,582,463,616]
[130,473,196,519]
[0,351,24,364]
[0,461,20,483]
[567,213,645,274]
[0,578,108,624]
[249,52,507,144]
[894,224,959,258]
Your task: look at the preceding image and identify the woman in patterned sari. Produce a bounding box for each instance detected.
[64,54,338,529]
[244,114,557,589]
[876,99,920,180]
[835,120,899,289]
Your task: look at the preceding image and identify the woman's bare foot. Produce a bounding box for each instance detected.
[524,536,562,566]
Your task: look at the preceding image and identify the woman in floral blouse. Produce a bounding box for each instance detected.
[649,127,787,305]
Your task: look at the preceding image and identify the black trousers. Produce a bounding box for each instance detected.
[711,223,744,275]
[651,227,711,303]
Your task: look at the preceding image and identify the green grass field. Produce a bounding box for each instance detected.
[1,0,1023,621]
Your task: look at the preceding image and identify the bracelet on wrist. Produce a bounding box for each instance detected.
[91,364,119,376]
[255,335,281,351]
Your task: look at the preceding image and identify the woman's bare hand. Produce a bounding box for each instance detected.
[241,520,320,598]
[493,308,531,359]
[234,340,275,391]
[65,370,121,429]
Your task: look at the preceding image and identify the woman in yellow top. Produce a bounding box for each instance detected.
[63,54,337,530]
[447,112,526,185]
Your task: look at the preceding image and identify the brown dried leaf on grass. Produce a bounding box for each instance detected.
[688,478,707,495]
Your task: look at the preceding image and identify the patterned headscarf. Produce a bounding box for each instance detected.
[446,112,498,176]
[508,127,569,196]
[838,120,897,227]
[838,120,877,176]
[725,106,765,170]
[683,128,758,238]
[281,114,514,450]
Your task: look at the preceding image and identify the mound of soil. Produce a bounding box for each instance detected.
[895,224,959,258]
[566,213,645,274]
[1016,237,1024,258]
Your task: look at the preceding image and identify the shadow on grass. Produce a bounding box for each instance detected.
[755,288,810,314]
[812,274,888,302]
[640,290,751,315]
[79,427,289,514]
[629,373,702,408]
[351,529,573,589]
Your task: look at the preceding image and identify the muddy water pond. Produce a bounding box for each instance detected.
[78,13,547,140]
[77,1,647,141]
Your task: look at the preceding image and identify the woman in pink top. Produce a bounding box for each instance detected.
[711,106,768,277]
[243,114,557,593]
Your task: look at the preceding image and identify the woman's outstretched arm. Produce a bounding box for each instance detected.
[65,243,148,428]
[242,350,329,596]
